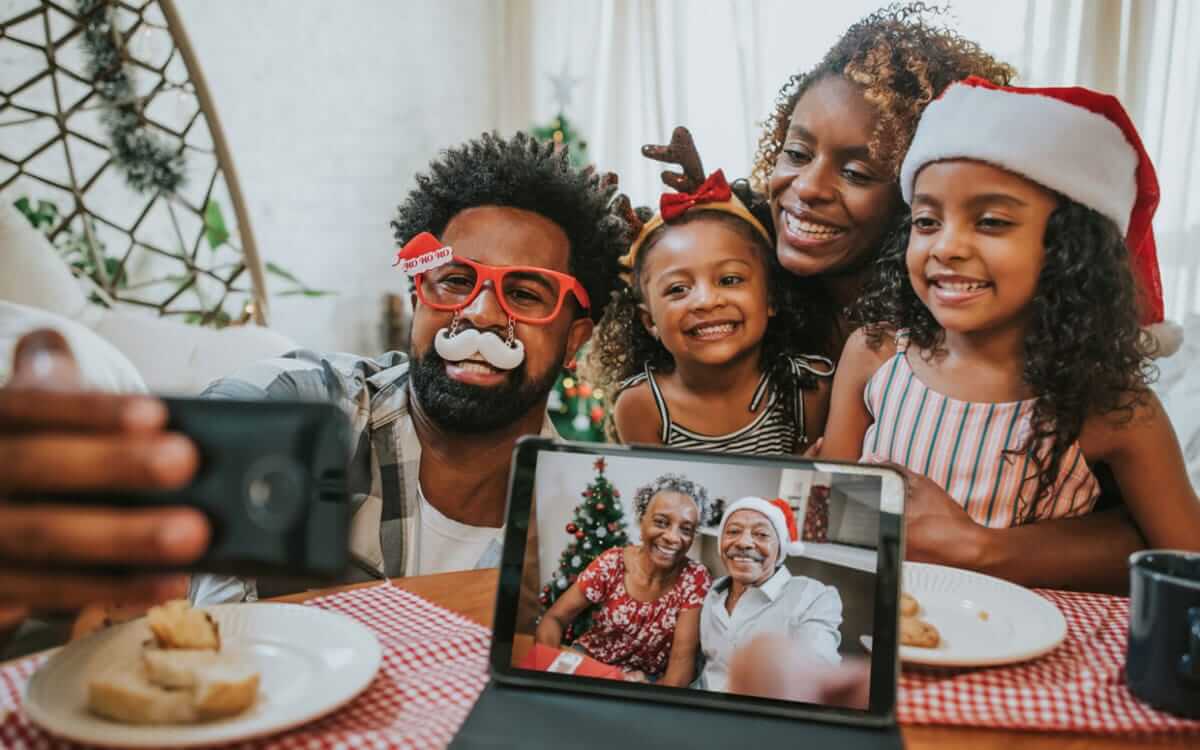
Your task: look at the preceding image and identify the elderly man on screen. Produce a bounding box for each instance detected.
[699,497,843,692]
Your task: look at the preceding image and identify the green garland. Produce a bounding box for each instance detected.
[77,0,185,194]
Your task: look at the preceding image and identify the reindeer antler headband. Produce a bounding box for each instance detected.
[617,127,771,282]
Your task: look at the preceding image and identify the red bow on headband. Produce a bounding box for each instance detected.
[660,169,732,220]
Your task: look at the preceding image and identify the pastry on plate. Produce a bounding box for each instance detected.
[899,614,941,649]
[87,600,260,724]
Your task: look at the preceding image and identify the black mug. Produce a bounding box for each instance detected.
[1126,550,1200,718]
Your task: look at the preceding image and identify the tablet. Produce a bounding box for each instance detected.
[489,438,904,728]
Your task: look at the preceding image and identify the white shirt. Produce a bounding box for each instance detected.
[699,566,843,692]
[411,482,504,575]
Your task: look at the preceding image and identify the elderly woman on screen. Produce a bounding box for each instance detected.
[535,474,716,686]
[700,497,843,692]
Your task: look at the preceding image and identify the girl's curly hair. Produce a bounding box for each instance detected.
[585,180,825,447]
[751,2,1016,190]
[632,473,721,527]
[856,202,1157,523]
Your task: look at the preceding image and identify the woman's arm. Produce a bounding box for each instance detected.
[1081,391,1200,552]
[611,383,663,445]
[892,463,1146,592]
[659,606,702,687]
[819,329,892,460]
[534,583,593,649]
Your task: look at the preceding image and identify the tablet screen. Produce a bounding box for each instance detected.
[492,440,904,723]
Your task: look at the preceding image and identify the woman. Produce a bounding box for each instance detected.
[535,474,717,686]
[754,3,1144,591]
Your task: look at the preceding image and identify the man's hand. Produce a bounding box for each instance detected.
[0,330,209,625]
[728,633,870,709]
[864,455,989,569]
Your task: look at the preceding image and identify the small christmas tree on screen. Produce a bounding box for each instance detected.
[539,457,629,640]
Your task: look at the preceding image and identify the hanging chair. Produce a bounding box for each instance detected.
[1,0,270,326]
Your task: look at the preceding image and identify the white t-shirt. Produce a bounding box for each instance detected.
[412,483,504,575]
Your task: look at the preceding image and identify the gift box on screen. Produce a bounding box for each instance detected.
[518,643,625,680]
[802,485,831,542]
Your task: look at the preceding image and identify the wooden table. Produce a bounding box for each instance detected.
[277,568,1192,750]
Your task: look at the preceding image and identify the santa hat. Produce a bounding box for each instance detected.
[899,76,1182,358]
[718,497,804,559]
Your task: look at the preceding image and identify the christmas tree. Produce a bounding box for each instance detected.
[531,65,608,440]
[530,112,589,168]
[539,457,629,641]
[546,346,607,442]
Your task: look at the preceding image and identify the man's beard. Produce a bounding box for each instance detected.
[409,346,562,433]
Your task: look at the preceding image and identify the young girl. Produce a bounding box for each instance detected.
[588,128,833,455]
[822,78,1200,562]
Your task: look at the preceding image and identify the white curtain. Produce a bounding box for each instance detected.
[505,0,1199,319]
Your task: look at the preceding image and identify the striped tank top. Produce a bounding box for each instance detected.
[862,336,1099,528]
[617,356,834,456]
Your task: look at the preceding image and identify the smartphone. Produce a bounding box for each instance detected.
[42,397,351,579]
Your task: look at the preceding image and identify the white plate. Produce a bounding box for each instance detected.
[23,602,381,748]
[861,562,1067,667]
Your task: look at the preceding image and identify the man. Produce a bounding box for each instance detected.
[197,132,627,599]
[699,497,843,692]
[0,133,628,624]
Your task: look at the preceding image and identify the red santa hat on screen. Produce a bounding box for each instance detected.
[899,76,1182,358]
[718,497,805,559]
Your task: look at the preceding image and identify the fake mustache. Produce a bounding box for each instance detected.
[434,326,525,371]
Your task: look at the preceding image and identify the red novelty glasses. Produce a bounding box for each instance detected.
[414,255,591,325]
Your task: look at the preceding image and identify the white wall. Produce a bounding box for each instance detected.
[176,0,505,354]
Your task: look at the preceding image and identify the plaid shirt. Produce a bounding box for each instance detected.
[191,349,555,603]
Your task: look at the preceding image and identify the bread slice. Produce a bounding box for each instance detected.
[192,662,260,719]
[142,646,221,689]
[88,666,197,725]
[146,600,220,651]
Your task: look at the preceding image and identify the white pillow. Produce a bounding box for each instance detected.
[0,301,147,394]
[0,196,89,321]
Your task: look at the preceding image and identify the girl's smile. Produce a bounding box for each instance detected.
[925,271,993,305]
[685,319,742,341]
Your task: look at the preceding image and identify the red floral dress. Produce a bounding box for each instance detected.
[573,547,711,676]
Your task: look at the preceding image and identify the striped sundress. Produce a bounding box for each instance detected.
[862,335,1099,528]
[615,356,834,456]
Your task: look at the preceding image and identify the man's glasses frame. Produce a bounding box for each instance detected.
[413,255,591,325]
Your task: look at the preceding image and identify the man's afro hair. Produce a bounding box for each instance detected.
[391,131,631,323]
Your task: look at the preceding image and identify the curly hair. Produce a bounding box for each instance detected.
[856,201,1157,522]
[751,2,1016,190]
[585,180,825,447]
[632,473,721,526]
[391,131,630,323]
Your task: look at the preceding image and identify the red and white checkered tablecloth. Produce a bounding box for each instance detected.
[898,588,1200,735]
[1,584,1198,748]
[0,584,493,750]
